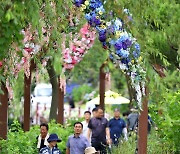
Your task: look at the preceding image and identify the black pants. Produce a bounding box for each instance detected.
[92,142,107,154]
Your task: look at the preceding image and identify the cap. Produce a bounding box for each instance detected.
[85,147,97,154]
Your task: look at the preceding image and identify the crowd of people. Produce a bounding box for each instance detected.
[37,107,153,154]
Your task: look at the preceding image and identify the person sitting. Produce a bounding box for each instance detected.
[39,133,62,154]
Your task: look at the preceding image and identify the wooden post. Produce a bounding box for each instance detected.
[57,79,64,125]
[23,60,35,131]
[23,72,31,131]
[78,106,81,117]
[138,88,148,154]
[0,83,8,139]
[99,64,105,110]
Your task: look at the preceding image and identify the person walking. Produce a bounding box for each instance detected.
[92,107,97,118]
[87,107,111,154]
[82,111,91,138]
[37,123,49,151]
[66,122,90,154]
[109,109,128,145]
[127,108,139,132]
[39,133,62,154]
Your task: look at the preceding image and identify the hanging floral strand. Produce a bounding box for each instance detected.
[62,23,96,70]
[74,0,146,109]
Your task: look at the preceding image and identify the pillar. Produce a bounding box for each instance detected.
[138,88,148,154]
[99,64,105,110]
[0,83,8,139]
[57,79,64,125]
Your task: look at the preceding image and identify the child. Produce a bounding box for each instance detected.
[39,133,61,154]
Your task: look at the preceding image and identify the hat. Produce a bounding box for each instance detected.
[47,134,61,143]
[85,147,97,154]
[130,107,138,112]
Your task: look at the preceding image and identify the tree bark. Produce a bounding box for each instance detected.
[47,60,59,121]
[0,83,8,139]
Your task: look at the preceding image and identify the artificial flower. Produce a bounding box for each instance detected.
[0,61,3,68]
[85,0,89,6]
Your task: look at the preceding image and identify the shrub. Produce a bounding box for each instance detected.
[110,130,174,154]
[0,120,74,154]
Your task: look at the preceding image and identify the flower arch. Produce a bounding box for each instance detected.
[0,22,96,100]
[74,0,146,109]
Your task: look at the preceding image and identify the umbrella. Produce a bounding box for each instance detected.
[87,90,130,105]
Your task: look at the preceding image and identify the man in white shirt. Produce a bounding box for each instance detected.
[82,111,91,138]
[37,123,49,151]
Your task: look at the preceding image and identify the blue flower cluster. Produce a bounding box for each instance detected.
[74,0,141,69]
[74,0,146,109]
[74,0,85,7]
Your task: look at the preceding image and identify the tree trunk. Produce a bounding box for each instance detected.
[47,60,59,121]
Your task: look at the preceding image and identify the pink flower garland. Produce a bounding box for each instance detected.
[62,23,96,70]
[21,27,41,78]
[0,23,96,97]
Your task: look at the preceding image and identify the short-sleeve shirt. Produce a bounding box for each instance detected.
[88,117,109,144]
[109,118,126,139]
[66,134,90,154]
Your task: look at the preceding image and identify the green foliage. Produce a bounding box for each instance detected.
[0,0,40,59]
[71,39,109,86]
[146,69,180,153]
[9,71,24,119]
[0,121,38,154]
[111,130,174,154]
[149,90,180,153]
[0,120,74,154]
[72,84,94,102]
[147,130,175,154]
[103,2,180,152]
[110,65,128,96]
[110,135,136,154]
[105,0,179,69]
